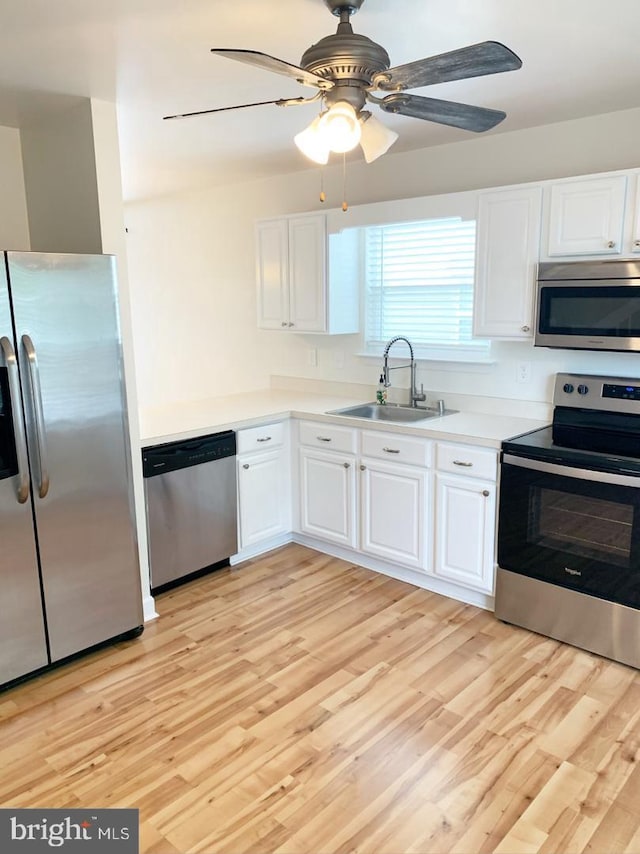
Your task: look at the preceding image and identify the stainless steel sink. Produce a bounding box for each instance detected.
[327,402,457,423]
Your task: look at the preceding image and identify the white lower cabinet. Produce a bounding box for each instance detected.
[236,421,291,553]
[298,447,357,548]
[294,421,499,602]
[433,442,498,594]
[359,457,429,570]
[434,473,496,593]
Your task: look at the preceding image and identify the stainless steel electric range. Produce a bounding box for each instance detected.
[496,372,640,668]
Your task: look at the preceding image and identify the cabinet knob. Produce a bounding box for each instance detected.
[521,325,530,333]
[288,322,295,327]
[607,240,616,249]
[482,489,490,497]
[242,463,250,470]
[360,464,366,471]
[635,240,640,248]
[343,462,351,469]
[281,322,287,327]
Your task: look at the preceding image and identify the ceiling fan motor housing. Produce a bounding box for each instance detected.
[300,29,390,111]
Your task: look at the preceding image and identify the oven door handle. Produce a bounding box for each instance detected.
[502,453,640,488]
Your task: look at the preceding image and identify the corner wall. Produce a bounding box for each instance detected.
[0,125,30,250]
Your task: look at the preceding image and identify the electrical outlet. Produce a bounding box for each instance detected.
[308,348,318,367]
[517,362,532,383]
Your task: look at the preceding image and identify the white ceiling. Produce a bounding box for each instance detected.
[1,0,640,201]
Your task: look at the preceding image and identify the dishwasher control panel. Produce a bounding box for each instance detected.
[142,430,236,477]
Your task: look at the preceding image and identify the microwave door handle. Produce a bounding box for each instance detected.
[0,336,30,503]
[21,335,50,499]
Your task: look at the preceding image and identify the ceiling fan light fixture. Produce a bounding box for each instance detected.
[359,111,399,162]
[318,100,362,153]
[294,114,331,164]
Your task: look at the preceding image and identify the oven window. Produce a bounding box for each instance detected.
[529,487,633,569]
[498,460,640,607]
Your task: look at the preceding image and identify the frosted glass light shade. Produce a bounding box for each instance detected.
[318,101,361,153]
[359,113,399,163]
[294,114,330,164]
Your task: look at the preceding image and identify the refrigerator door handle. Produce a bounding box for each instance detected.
[0,335,31,504]
[21,334,50,499]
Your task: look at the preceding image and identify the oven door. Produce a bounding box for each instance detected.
[498,454,640,608]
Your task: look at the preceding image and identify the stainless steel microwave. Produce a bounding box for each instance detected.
[535,260,640,351]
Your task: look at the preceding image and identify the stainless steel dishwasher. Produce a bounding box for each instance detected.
[142,431,237,592]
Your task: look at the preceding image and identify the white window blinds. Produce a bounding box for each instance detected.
[364,217,489,357]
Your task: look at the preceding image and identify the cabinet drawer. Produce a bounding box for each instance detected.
[237,421,285,454]
[436,443,497,480]
[361,430,432,467]
[298,420,357,454]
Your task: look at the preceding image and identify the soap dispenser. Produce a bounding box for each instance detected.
[376,373,387,405]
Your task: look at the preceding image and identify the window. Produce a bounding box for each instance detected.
[363,217,490,359]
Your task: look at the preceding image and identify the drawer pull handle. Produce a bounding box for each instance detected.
[383,447,400,454]
[257,436,272,443]
[482,489,490,497]
[317,436,332,442]
[453,460,473,467]
[242,463,250,470]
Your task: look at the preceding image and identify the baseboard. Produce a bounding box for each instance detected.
[292,533,495,611]
[231,533,294,565]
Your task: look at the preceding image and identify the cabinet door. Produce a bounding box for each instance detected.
[288,214,327,332]
[547,176,627,256]
[360,458,429,571]
[299,447,356,547]
[474,187,542,339]
[434,473,496,593]
[256,219,289,329]
[238,449,291,550]
[633,174,640,255]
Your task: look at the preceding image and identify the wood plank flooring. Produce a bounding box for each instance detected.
[1,543,640,853]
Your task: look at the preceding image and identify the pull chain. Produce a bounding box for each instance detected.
[319,166,326,203]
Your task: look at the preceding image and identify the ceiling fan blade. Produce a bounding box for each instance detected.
[211,49,334,90]
[378,93,506,132]
[372,41,522,92]
[164,96,313,121]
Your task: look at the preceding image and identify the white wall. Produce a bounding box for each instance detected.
[125,107,640,414]
[20,100,103,254]
[0,125,30,250]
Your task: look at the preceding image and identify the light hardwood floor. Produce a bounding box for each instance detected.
[1,544,640,854]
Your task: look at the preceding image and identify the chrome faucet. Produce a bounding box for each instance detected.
[382,336,427,408]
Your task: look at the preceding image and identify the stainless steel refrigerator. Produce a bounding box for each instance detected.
[0,252,143,688]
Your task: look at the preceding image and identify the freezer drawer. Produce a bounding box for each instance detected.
[143,432,238,590]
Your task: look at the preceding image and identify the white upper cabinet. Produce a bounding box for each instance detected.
[473,186,542,339]
[256,218,289,330]
[632,174,640,254]
[256,212,358,334]
[545,175,627,257]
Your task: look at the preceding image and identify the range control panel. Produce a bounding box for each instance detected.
[554,373,640,414]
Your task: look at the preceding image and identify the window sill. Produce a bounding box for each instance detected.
[356,349,496,367]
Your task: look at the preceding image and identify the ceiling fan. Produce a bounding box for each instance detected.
[164,0,522,164]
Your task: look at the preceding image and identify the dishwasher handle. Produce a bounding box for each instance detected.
[142,430,236,477]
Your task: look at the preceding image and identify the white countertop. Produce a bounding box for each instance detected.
[140,389,548,449]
